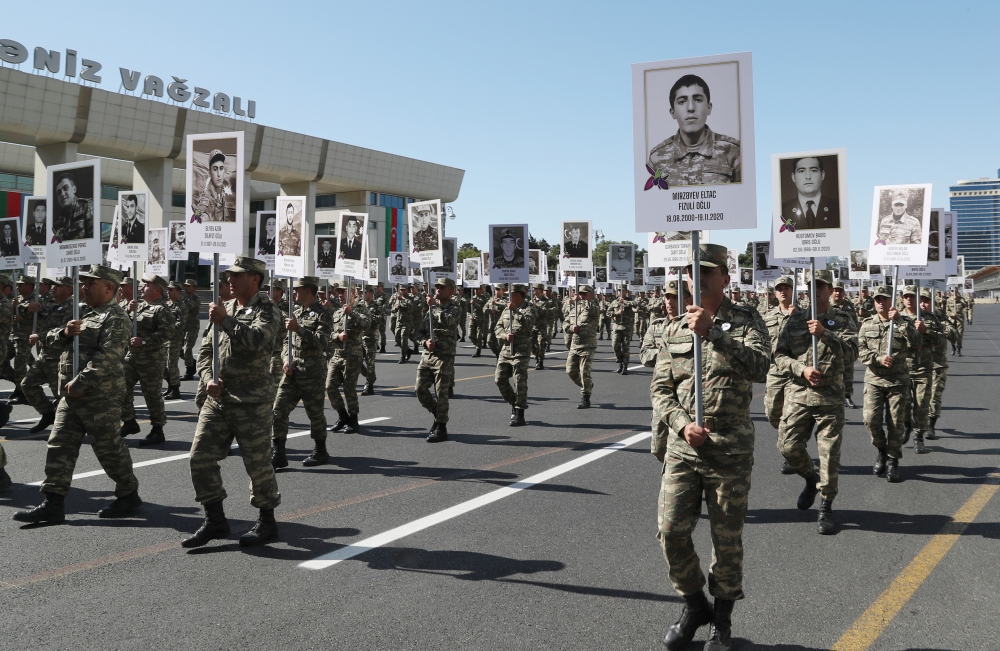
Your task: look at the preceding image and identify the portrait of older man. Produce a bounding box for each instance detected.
[780,156,840,230]
[564,223,588,258]
[52,171,94,241]
[194,148,236,222]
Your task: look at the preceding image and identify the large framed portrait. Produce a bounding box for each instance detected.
[868,184,932,266]
[185,131,244,254]
[488,224,529,283]
[168,221,188,261]
[147,227,168,276]
[275,197,306,277]
[900,208,946,280]
[607,243,635,282]
[560,220,592,272]
[255,210,277,270]
[632,52,757,232]
[0,217,22,270]
[117,190,149,262]
[408,199,443,268]
[430,237,457,283]
[771,148,849,258]
[22,196,46,264]
[46,159,101,267]
[462,257,482,288]
[335,211,369,280]
[752,241,780,282]
[388,251,409,284]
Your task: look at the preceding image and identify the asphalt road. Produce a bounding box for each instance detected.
[1,309,998,651]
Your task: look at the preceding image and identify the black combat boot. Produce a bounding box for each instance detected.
[182,364,196,381]
[845,396,857,409]
[163,385,182,400]
[902,427,912,445]
[459,336,466,342]
[302,438,329,466]
[139,425,166,446]
[0,467,11,492]
[926,416,938,440]
[780,460,796,475]
[886,457,900,483]
[662,590,713,650]
[704,598,735,651]
[398,352,407,364]
[361,383,375,396]
[13,492,66,524]
[329,409,350,432]
[622,363,630,376]
[914,430,926,454]
[98,491,143,518]
[271,439,288,469]
[577,394,591,409]
[615,362,623,374]
[344,413,360,434]
[0,402,10,428]
[29,410,55,434]
[797,473,820,510]
[873,448,888,476]
[379,344,386,353]
[119,418,141,437]
[448,386,454,397]
[239,508,278,547]
[427,422,448,442]
[511,408,526,427]
[7,386,27,405]
[817,499,835,535]
[509,405,517,424]
[472,348,482,358]
[182,500,230,548]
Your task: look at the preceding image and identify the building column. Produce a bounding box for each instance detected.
[33,142,78,196]
[133,158,173,230]
[279,181,316,275]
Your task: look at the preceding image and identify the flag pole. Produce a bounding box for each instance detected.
[212,253,220,382]
[691,231,703,427]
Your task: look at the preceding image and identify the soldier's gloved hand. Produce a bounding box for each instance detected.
[65,320,82,337]
[207,379,224,398]
[806,319,826,337]
[283,362,294,376]
[681,422,710,448]
[881,355,894,368]
[29,334,39,346]
[802,366,822,386]
[27,302,40,313]
[685,305,713,337]
[285,317,299,333]
[425,340,436,352]
[208,303,227,325]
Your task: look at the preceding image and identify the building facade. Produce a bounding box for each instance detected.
[950,169,1000,272]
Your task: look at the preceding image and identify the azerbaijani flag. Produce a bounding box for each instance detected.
[0,191,24,219]
[386,207,406,255]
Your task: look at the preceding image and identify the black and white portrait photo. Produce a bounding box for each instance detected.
[190,139,238,222]
[148,229,166,265]
[753,242,776,272]
[528,250,541,276]
[595,267,607,283]
[547,270,556,284]
[119,193,146,244]
[563,222,589,258]
[851,250,868,272]
[257,211,276,256]
[868,185,932,269]
[610,245,633,274]
[463,258,480,282]
[777,155,841,231]
[491,226,525,269]
[727,249,739,277]
[170,222,186,251]
[410,202,440,254]
[0,218,20,258]
[317,237,338,269]
[368,259,378,282]
[278,200,303,257]
[23,198,46,247]
[869,265,882,276]
[740,268,753,286]
[339,214,364,261]
[927,209,940,262]
[51,167,95,242]
[632,268,644,286]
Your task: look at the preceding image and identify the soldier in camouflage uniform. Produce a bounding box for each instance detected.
[494,284,535,427]
[946,288,966,356]
[271,276,332,468]
[530,284,554,370]
[393,284,418,363]
[22,277,74,434]
[360,285,384,395]
[183,256,282,548]
[560,288,576,351]
[119,275,175,446]
[928,289,950,439]
[14,266,142,524]
[486,284,509,357]
[326,282,370,434]
[900,286,941,453]
[161,282,186,400]
[0,276,13,490]
[599,293,612,340]
[855,286,875,320]
[470,285,489,357]
[416,277,462,442]
[858,285,918,484]
[763,276,799,452]
[544,287,560,349]
[565,285,600,409]
[4,276,39,404]
[609,287,636,374]
[181,279,201,380]
[635,291,650,339]
[375,282,389,352]
[832,281,861,409]
[773,270,858,535]
[640,280,689,368]
[651,243,769,651]
[457,289,469,342]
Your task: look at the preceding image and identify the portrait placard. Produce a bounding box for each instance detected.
[560,220,592,272]
[547,269,556,286]
[335,211,369,279]
[46,159,102,267]
[0,217,22,270]
[430,238,457,283]
[316,234,338,279]
[647,230,708,267]
[899,208,946,280]
[752,241,780,282]
[367,258,379,283]
[630,268,646,291]
[632,52,757,232]
[528,249,545,284]
[771,148,849,258]
[185,131,244,254]
[105,206,121,267]
[147,227,168,276]
[168,221,188,261]
[488,224,529,283]
[116,190,149,262]
[462,257,482,288]
[408,199,443,268]
[275,197,307,278]
[868,184,932,266]
[22,196,46,264]
[388,251,409,285]
[255,210,277,270]
[943,211,958,276]
[726,248,738,278]
[849,249,869,279]
[481,252,491,285]
[964,277,974,293]
[739,268,753,289]
[643,254,665,285]
[607,243,635,282]
[594,267,608,285]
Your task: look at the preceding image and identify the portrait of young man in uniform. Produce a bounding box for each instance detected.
[779,156,840,231]
[339,215,363,261]
[493,228,524,269]
[851,250,868,272]
[52,171,95,241]
[412,205,440,253]
[877,189,923,245]
[258,214,276,255]
[278,201,302,256]
[193,147,237,222]
[25,200,46,246]
[317,238,337,269]
[610,246,633,274]
[391,254,407,277]
[119,194,145,244]
[464,260,479,282]
[0,220,19,257]
[170,222,186,251]
[563,223,589,258]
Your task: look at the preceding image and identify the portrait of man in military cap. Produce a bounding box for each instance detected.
[191,141,238,222]
[876,188,924,245]
[528,250,540,275]
[339,214,364,261]
[278,200,303,256]
[50,166,95,241]
[317,237,337,269]
[24,198,46,247]
[777,155,841,231]
[148,230,166,264]
[463,258,480,282]
[492,226,525,269]
[169,222,186,252]
[410,202,441,254]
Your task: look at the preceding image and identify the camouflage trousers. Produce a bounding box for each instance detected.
[566,349,595,395]
[469,317,484,349]
[931,365,947,418]
[562,325,574,352]
[488,329,502,357]
[460,313,467,339]
[21,356,59,416]
[361,336,378,384]
[40,394,138,498]
[657,452,753,601]
[764,373,790,430]
[0,441,5,468]
[778,401,844,500]
[122,350,168,427]
[183,324,200,367]
[603,319,612,339]
[165,337,184,386]
[951,318,964,350]
[272,370,327,442]
[495,356,529,409]
[379,318,387,349]
[904,372,933,433]
[843,360,855,398]
[636,316,649,339]
[4,336,33,386]
[327,352,363,415]
[190,398,280,509]
[863,381,909,459]
[612,329,631,365]
[415,353,454,424]
[531,329,548,360]
[394,325,412,353]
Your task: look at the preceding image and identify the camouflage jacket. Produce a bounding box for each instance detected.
[530,296,555,330]
[0,295,11,355]
[129,297,175,355]
[640,316,670,367]
[569,299,600,352]
[362,300,384,339]
[49,296,129,399]
[415,300,463,357]
[855,296,875,319]
[857,314,917,387]
[900,310,940,376]
[650,298,770,459]
[487,295,509,327]
[167,298,186,342]
[183,292,201,329]
[834,299,860,330]
[763,304,801,377]
[11,293,35,340]
[471,293,489,320]
[608,298,636,331]
[283,300,332,376]
[495,302,536,359]
[197,292,279,404]
[946,296,967,321]
[36,296,74,356]
[773,306,859,406]
[391,293,418,327]
[330,302,371,358]
[647,126,741,185]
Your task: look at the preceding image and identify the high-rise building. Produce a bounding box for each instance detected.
[950,169,1000,272]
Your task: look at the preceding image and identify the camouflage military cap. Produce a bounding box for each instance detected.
[208,149,227,167]
[271,279,287,290]
[833,281,845,289]
[0,275,12,287]
[434,277,456,289]
[16,275,36,285]
[775,275,795,289]
[52,276,74,287]
[511,283,528,295]
[183,279,197,287]
[902,285,917,296]
[167,281,183,291]
[141,274,169,291]
[891,191,908,205]
[228,255,266,275]
[578,284,594,294]
[293,276,320,289]
[812,269,834,286]
[534,283,546,290]
[79,265,124,285]
[664,280,679,295]
[40,277,55,286]
[873,285,893,298]
[687,243,728,269]
[499,228,518,242]
[919,288,932,299]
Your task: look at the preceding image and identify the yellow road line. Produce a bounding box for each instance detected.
[831,472,1000,651]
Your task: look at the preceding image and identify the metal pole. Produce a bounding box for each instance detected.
[30,265,39,353]
[809,258,818,366]
[212,253,220,382]
[691,231,703,427]
[886,265,899,356]
[131,261,138,338]
[343,276,351,350]
[428,278,435,343]
[72,266,79,375]
[286,276,294,367]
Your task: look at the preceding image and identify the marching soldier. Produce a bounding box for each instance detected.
[855,285,874,320]
[326,282,370,434]
[180,279,201,380]
[561,287,576,351]
[183,256,281,548]
[640,280,689,368]
[392,284,417,363]
[14,265,142,524]
[360,285,384,395]
[858,285,918,484]
[609,287,636,374]
[565,284,599,408]
[928,289,951,439]
[544,286,560,349]
[5,276,39,404]
[0,275,12,490]
[162,281,186,400]
[470,285,489,357]
[375,282,389,352]
[457,289,469,342]
[530,284,554,369]
[271,276,332,468]
[763,275,800,477]
[946,288,966,356]
[831,281,860,408]
[486,284,509,357]
[651,243,770,651]
[494,284,535,427]
[635,290,650,339]
[900,286,942,453]
[599,292,613,340]
[773,270,858,535]
[415,277,462,441]
[22,277,74,434]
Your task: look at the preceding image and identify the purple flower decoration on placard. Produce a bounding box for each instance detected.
[873,236,886,246]
[50,235,62,244]
[644,164,669,191]
[778,216,796,234]
[652,232,666,244]
[190,210,202,224]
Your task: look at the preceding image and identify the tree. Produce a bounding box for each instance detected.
[457,242,480,262]
[738,241,752,268]
[547,244,561,269]
[528,233,551,254]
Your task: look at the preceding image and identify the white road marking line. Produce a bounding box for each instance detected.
[627,364,644,371]
[12,398,190,424]
[26,416,392,485]
[299,430,652,570]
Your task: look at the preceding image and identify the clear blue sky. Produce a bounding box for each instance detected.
[7,1,999,255]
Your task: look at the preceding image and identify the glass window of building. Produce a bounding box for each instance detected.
[172,193,185,208]
[378,193,407,210]
[316,194,337,208]
[950,168,1000,272]
[250,200,265,213]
